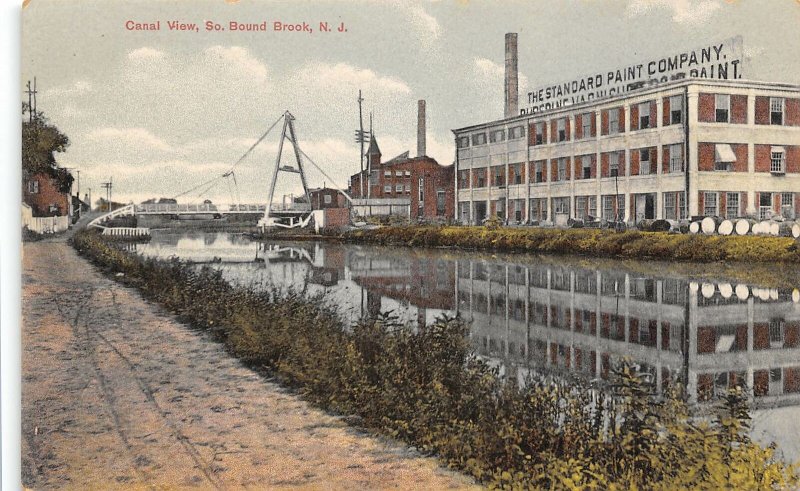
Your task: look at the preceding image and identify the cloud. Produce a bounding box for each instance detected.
[473,57,530,98]
[625,0,723,26]
[127,47,165,60]
[407,4,441,44]
[86,127,173,152]
[296,62,410,95]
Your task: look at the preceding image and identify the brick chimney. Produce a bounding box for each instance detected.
[504,33,519,119]
[417,99,426,157]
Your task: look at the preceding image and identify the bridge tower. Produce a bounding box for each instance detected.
[263,111,313,226]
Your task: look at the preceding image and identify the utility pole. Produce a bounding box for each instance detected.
[24,78,38,122]
[354,90,370,199]
[101,178,113,211]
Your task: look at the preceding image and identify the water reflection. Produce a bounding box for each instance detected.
[131,231,800,411]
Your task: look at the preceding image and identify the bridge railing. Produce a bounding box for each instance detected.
[88,203,136,229]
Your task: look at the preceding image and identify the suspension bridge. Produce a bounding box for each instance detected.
[88,111,351,236]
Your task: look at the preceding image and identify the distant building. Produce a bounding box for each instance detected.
[308,187,348,209]
[23,170,71,217]
[348,136,455,220]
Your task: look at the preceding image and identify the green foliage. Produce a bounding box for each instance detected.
[22,106,72,191]
[71,229,799,489]
[343,226,800,264]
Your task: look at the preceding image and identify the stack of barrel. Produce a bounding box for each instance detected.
[684,216,800,238]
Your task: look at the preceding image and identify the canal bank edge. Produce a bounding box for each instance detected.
[341,225,800,264]
[67,228,799,489]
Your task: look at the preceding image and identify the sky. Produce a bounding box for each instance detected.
[21,0,800,205]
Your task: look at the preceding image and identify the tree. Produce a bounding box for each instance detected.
[22,104,73,192]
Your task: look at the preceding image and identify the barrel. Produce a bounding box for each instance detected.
[734,218,754,235]
[792,222,800,239]
[701,217,720,235]
[717,219,734,236]
[688,221,701,234]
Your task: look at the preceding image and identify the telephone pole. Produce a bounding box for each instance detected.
[24,77,37,122]
[354,91,371,198]
[101,178,113,211]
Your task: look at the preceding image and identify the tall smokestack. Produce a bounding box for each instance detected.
[504,33,519,119]
[417,99,426,157]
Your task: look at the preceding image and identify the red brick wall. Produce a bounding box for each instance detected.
[785,368,800,394]
[575,114,583,139]
[698,143,748,172]
[754,323,769,350]
[630,104,639,131]
[619,107,626,133]
[550,159,559,181]
[788,98,800,126]
[491,165,506,186]
[601,110,609,135]
[650,101,658,128]
[755,96,770,125]
[698,93,715,122]
[323,207,350,227]
[788,146,800,173]
[731,94,747,124]
[754,144,771,172]
[23,172,70,217]
[630,149,640,175]
[754,370,769,397]
[601,153,608,177]
[662,97,671,126]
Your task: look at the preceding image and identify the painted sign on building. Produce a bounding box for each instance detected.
[521,36,745,115]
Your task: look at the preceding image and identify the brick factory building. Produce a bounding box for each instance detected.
[453,35,800,225]
[349,100,455,221]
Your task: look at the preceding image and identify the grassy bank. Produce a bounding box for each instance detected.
[343,226,800,264]
[71,229,798,489]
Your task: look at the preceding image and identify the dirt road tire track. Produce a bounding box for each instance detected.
[22,238,479,490]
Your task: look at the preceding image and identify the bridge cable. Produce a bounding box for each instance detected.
[297,147,353,203]
[171,113,285,201]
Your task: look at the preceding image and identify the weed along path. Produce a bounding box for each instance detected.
[21,238,478,490]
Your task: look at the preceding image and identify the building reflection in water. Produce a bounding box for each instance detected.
[136,233,800,410]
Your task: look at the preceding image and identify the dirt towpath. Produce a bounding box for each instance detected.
[21,235,479,490]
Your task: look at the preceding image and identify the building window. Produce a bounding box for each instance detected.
[603,195,615,220]
[760,192,773,220]
[27,180,39,194]
[369,170,379,186]
[581,113,592,138]
[639,102,650,129]
[396,184,403,192]
[609,152,620,177]
[639,148,651,175]
[384,170,392,178]
[609,109,619,134]
[324,194,332,205]
[404,170,411,177]
[704,192,718,216]
[588,196,597,218]
[490,129,506,143]
[476,169,485,187]
[513,199,523,222]
[715,94,730,123]
[459,170,469,188]
[553,197,570,215]
[534,122,545,145]
[394,170,402,177]
[495,198,505,217]
[472,133,487,145]
[418,177,424,201]
[535,161,544,183]
[557,158,567,181]
[770,97,785,125]
[582,155,592,179]
[771,147,786,174]
[670,95,683,124]
[512,164,522,184]
[726,192,739,219]
[436,191,446,216]
[456,136,470,148]
[575,196,587,219]
[405,184,411,193]
[384,185,392,194]
[494,167,505,186]
[781,192,795,218]
[664,193,676,220]
[508,125,524,139]
[557,118,566,142]
[669,144,683,172]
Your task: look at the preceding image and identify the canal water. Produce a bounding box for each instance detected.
[132,230,800,462]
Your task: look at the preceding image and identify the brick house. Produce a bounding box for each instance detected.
[308,187,348,209]
[22,170,72,217]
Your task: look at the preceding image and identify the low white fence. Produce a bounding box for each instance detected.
[22,204,70,234]
[101,227,151,238]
